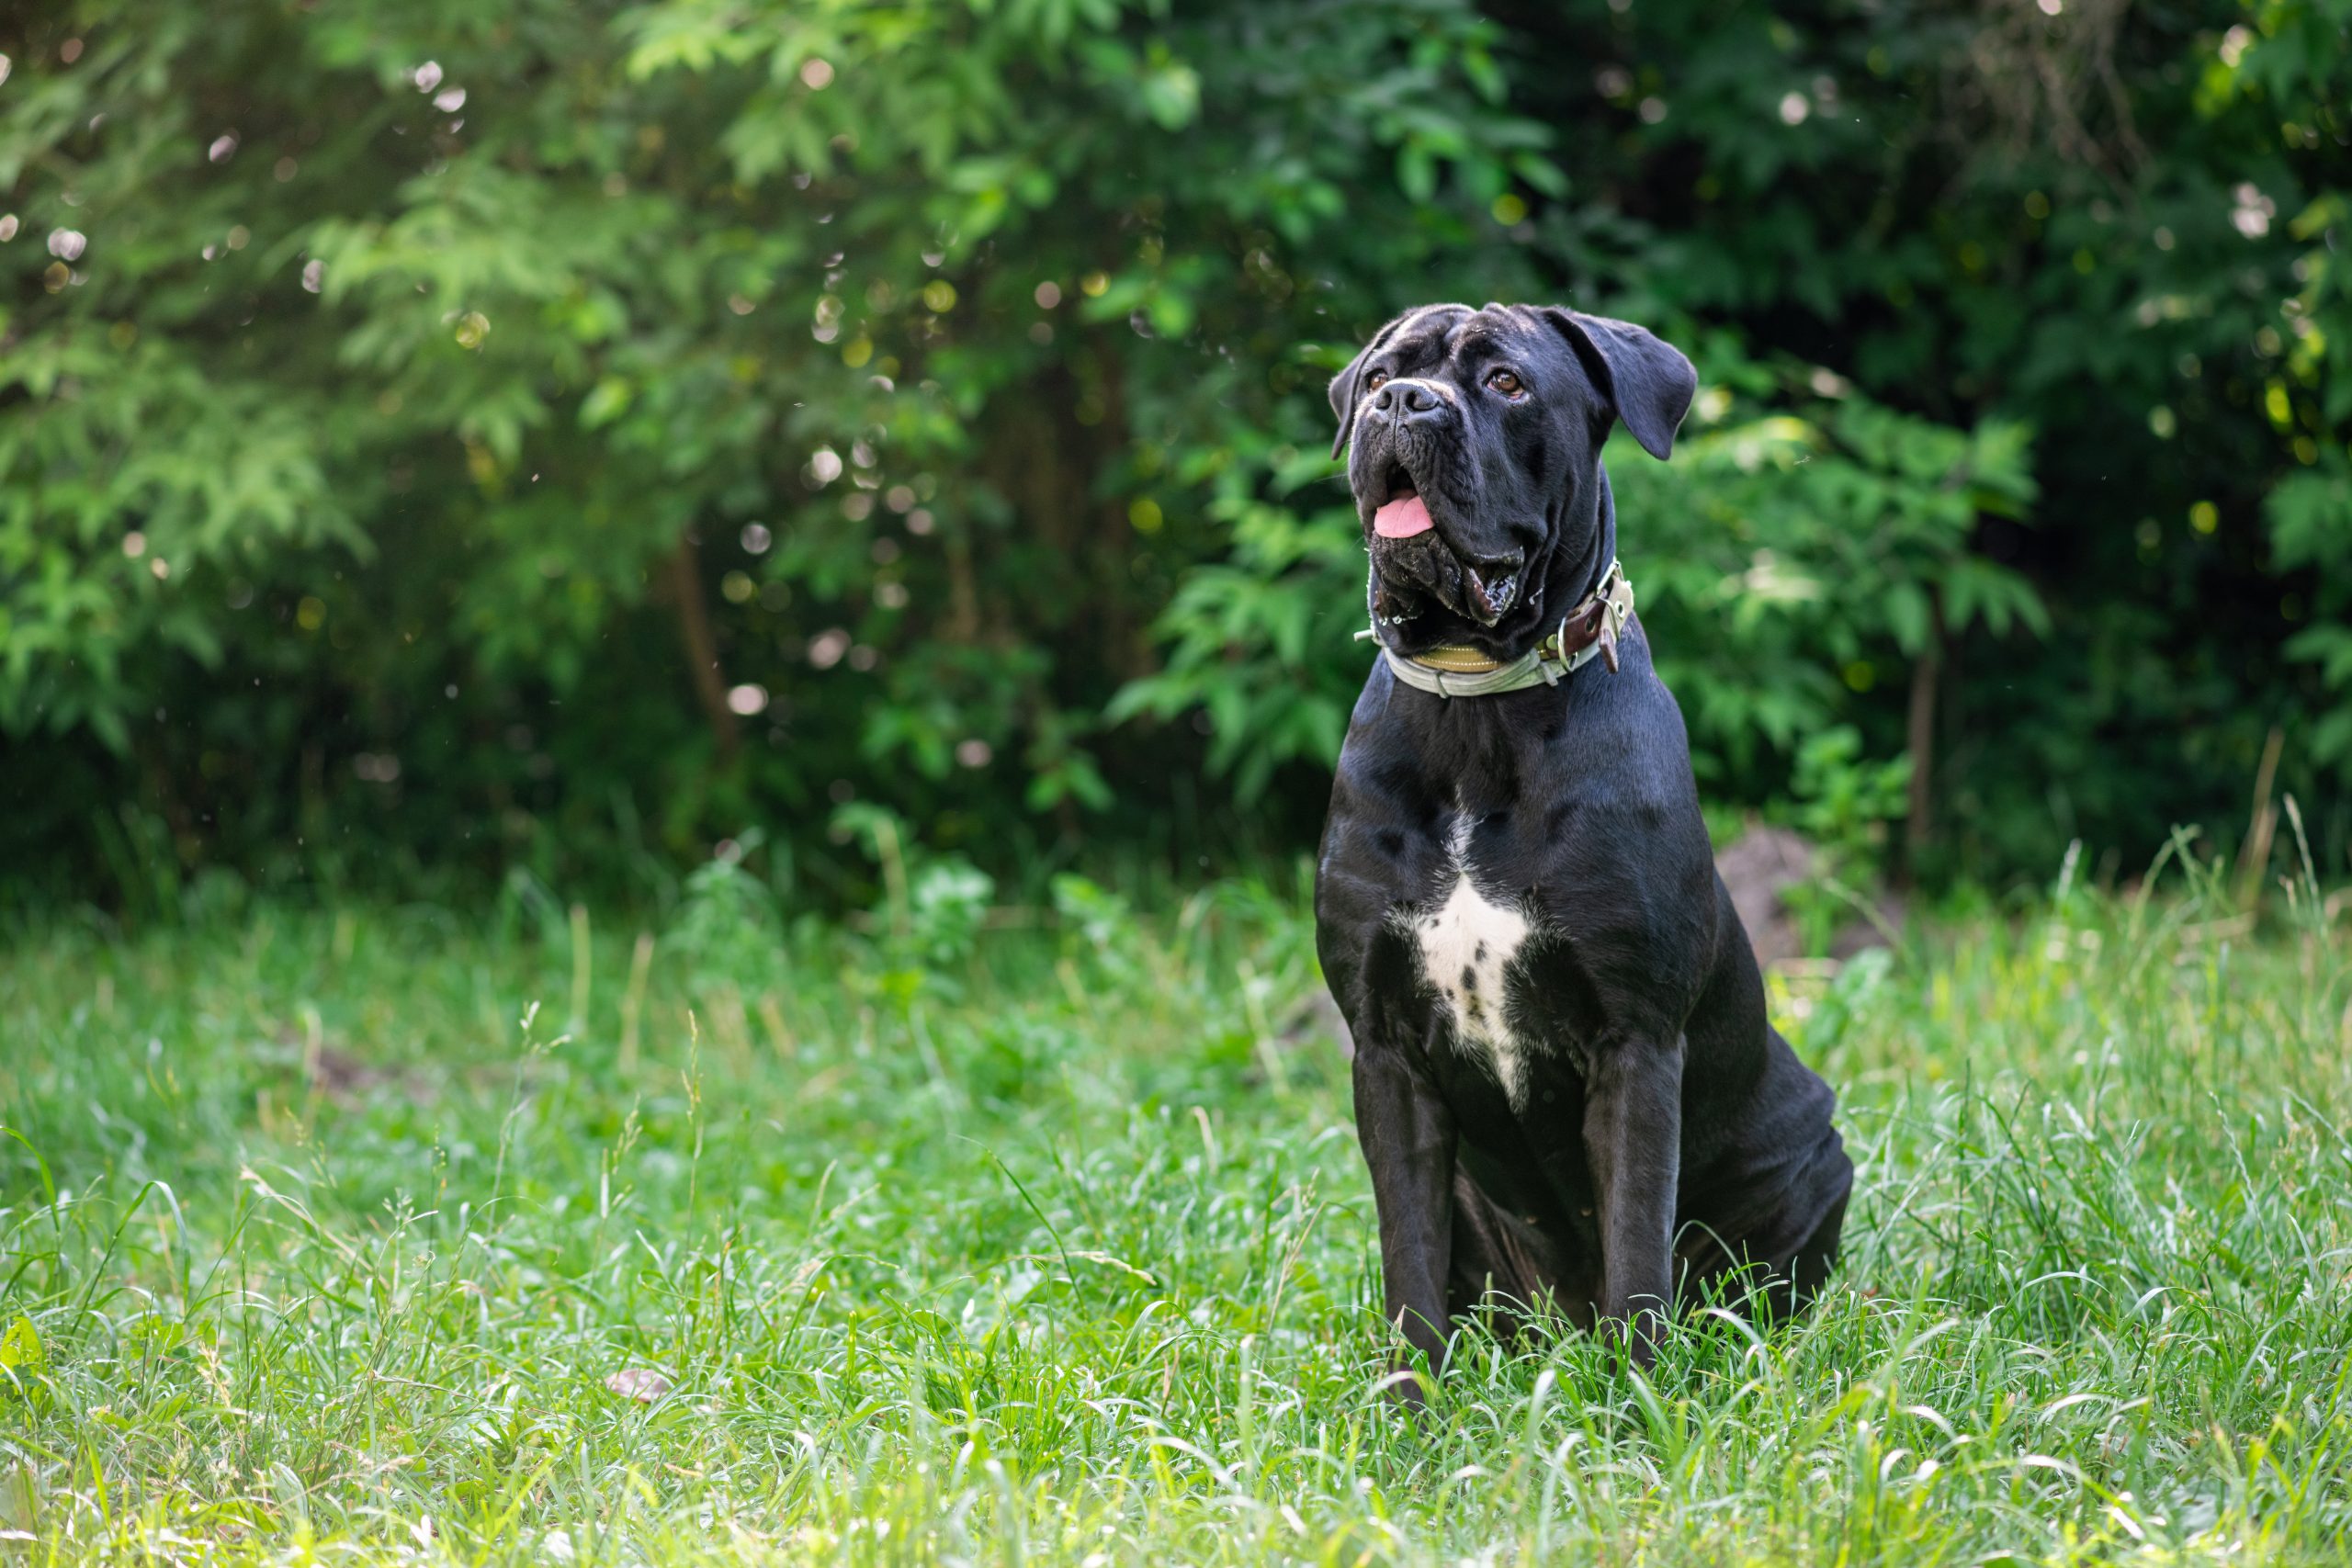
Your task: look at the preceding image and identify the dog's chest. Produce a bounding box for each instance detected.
[1401,824,1543,1107]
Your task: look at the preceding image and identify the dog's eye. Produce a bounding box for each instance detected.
[1364,370,1389,393]
[1487,369,1525,396]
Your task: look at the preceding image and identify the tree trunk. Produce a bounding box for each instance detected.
[1903,605,1945,881]
[666,530,739,761]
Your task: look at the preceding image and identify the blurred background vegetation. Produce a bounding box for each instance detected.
[3,0,2346,918]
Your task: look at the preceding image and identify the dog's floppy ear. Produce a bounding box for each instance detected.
[1326,312,1413,459]
[1539,308,1697,461]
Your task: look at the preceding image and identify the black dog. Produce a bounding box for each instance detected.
[1314,302,1852,1394]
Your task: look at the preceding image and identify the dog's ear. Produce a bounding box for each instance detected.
[1326,313,1413,459]
[1538,308,1697,461]
[1326,348,1365,460]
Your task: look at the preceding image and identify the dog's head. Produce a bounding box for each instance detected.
[1329,302,1694,652]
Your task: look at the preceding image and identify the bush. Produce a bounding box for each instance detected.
[3,0,2346,904]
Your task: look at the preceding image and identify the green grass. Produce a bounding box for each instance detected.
[4,860,2349,1565]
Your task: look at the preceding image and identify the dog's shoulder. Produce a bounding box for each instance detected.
[1517,660,1724,977]
[1536,654,1703,817]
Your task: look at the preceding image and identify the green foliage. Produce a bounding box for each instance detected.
[6,884,2352,1561]
[1104,440,1365,802]
[2271,451,2352,759]
[1,0,2346,900]
[1781,725,1912,952]
[1791,725,1912,861]
[2219,5,2352,773]
[667,832,786,991]
[833,799,998,986]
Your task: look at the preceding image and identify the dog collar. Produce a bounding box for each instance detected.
[1357,560,1635,699]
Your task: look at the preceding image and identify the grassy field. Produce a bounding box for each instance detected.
[4,853,2349,1565]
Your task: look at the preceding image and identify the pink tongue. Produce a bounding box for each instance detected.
[1373,494,1433,538]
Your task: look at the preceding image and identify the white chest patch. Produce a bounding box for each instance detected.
[1405,844,1540,1108]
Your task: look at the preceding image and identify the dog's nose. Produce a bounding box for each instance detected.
[1372,378,1447,423]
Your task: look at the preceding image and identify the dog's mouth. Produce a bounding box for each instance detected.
[1363,466,1521,627]
[1371,465,1431,540]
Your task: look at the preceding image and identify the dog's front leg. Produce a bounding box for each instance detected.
[1351,1044,1456,1403]
[1583,1034,1685,1367]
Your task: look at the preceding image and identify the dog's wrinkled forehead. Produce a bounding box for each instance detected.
[1379,305,1590,399]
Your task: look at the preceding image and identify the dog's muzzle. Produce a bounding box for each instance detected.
[1356,420,1521,626]
[1371,530,1522,626]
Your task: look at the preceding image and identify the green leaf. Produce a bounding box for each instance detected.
[0,1315,42,1384]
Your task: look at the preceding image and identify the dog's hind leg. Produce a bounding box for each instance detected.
[1676,1182,1851,1324]
[1445,1169,1575,1343]
[1778,1185,1849,1316]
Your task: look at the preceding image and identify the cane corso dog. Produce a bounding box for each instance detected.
[1315,302,1852,1397]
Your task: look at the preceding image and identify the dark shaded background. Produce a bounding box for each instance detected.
[4,0,2346,915]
